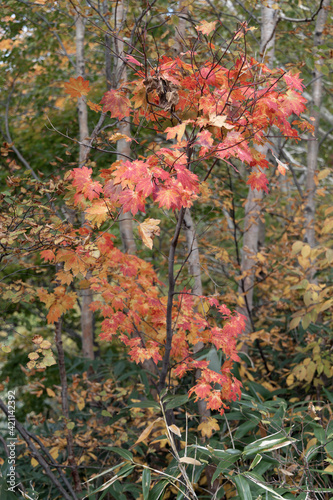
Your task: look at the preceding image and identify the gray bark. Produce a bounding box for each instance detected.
[174,1,210,418]
[238,0,277,333]
[113,0,136,254]
[305,0,330,252]
[76,14,94,359]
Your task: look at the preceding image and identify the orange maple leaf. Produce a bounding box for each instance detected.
[40,250,55,262]
[64,76,90,98]
[246,171,269,193]
[195,20,217,36]
[188,381,211,401]
[155,187,179,210]
[87,100,102,112]
[165,122,186,142]
[85,200,110,227]
[57,249,87,276]
[280,89,307,116]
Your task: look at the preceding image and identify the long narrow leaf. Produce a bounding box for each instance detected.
[233,475,252,500]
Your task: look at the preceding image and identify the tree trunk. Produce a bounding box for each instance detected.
[305,0,330,256]
[238,0,277,334]
[76,14,94,359]
[174,1,210,419]
[112,0,136,254]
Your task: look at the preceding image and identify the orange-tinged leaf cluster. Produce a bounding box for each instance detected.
[37,228,245,414]
[195,20,217,36]
[38,286,77,324]
[64,76,90,98]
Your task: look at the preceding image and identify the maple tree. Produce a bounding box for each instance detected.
[33,21,311,416]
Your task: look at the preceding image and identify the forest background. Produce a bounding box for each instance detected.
[0,0,332,499]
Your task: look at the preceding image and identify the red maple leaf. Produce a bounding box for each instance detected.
[64,76,90,98]
[246,171,269,193]
[196,130,214,148]
[72,167,103,201]
[188,381,212,401]
[283,71,304,92]
[206,391,223,411]
[155,187,180,210]
[119,189,145,215]
[280,89,307,116]
[100,90,131,120]
[175,167,199,191]
[125,54,143,66]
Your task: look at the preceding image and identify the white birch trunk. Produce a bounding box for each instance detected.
[238,0,277,334]
[174,1,210,419]
[305,0,330,255]
[113,0,136,254]
[76,15,94,359]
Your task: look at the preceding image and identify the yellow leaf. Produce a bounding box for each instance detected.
[305,437,317,452]
[256,252,266,263]
[31,458,38,467]
[138,219,161,249]
[298,256,310,269]
[77,397,85,411]
[318,168,330,180]
[133,418,163,447]
[286,374,294,386]
[50,447,59,460]
[291,241,303,256]
[179,457,202,465]
[322,218,333,234]
[301,244,311,258]
[209,114,234,129]
[46,388,56,398]
[108,132,132,143]
[197,299,210,316]
[169,424,182,438]
[198,417,220,438]
[236,295,245,307]
[289,316,301,330]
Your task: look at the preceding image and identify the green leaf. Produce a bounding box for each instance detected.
[249,454,262,470]
[313,426,325,444]
[233,475,252,500]
[242,431,296,457]
[101,410,112,417]
[323,388,333,405]
[234,420,258,439]
[104,447,133,462]
[211,450,242,483]
[148,479,169,500]
[142,468,151,500]
[243,472,285,499]
[129,401,159,409]
[165,394,189,410]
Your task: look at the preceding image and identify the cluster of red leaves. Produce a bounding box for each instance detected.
[65,54,307,220]
[52,36,309,414]
[39,230,245,414]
